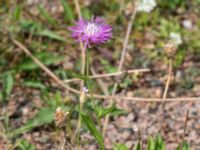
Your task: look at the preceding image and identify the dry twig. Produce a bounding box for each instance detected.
[64,68,150,83]
[162,58,173,100]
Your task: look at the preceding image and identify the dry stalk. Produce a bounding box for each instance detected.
[102,1,138,136]
[159,58,173,130]
[73,0,82,19]
[162,58,173,100]
[64,68,150,83]
[12,39,77,93]
[144,57,173,137]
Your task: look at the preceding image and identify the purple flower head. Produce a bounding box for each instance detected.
[69,16,112,48]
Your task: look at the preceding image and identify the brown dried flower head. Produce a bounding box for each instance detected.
[54,107,69,128]
[164,42,177,58]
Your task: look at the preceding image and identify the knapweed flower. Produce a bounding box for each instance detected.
[69,17,112,48]
[169,32,182,46]
[137,0,156,13]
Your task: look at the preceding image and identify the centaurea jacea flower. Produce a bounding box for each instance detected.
[69,17,112,48]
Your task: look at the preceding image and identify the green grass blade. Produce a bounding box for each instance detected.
[37,29,66,41]
[2,73,14,100]
[60,0,74,23]
[38,5,57,26]
[81,114,104,150]
[10,108,55,137]
[134,142,141,150]
[114,144,129,150]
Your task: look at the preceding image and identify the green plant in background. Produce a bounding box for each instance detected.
[0,73,14,102]
[60,0,74,23]
[135,135,190,150]
[14,139,35,150]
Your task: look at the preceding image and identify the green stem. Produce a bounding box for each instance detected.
[85,50,102,132]
[86,50,97,112]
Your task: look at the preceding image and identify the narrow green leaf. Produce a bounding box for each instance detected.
[97,104,126,118]
[23,81,46,90]
[66,71,87,81]
[11,108,55,137]
[155,135,165,150]
[82,8,92,19]
[2,74,14,100]
[16,51,64,71]
[134,142,141,150]
[0,92,2,102]
[176,141,190,150]
[114,143,129,150]
[81,114,104,150]
[182,142,190,150]
[19,20,42,32]
[147,136,155,150]
[60,0,74,22]
[12,5,21,20]
[38,5,57,26]
[15,139,35,150]
[37,30,66,41]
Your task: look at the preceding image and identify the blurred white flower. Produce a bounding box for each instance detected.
[169,32,182,45]
[182,19,192,29]
[137,0,157,13]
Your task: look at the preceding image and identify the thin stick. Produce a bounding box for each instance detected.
[12,38,79,94]
[159,58,173,130]
[64,68,150,83]
[73,0,82,19]
[12,35,200,103]
[102,1,138,136]
[162,58,173,100]
[145,57,173,135]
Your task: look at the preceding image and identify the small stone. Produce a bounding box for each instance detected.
[132,124,139,132]
[155,87,162,98]
[22,107,29,115]
[121,130,131,140]
[127,113,135,121]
